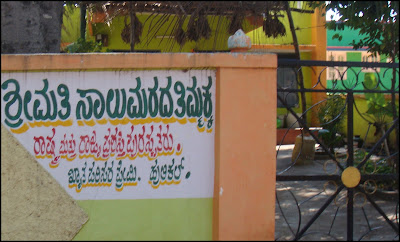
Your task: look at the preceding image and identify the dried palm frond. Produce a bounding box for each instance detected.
[83,1,313,50]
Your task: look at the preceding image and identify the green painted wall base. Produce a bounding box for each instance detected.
[74,198,213,240]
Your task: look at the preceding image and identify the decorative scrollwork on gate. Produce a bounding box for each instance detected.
[276,59,399,241]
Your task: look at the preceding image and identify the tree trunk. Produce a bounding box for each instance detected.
[130,2,135,52]
[80,4,87,40]
[285,2,307,127]
[389,27,398,174]
[1,1,63,54]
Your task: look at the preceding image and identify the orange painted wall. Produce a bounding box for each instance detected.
[214,67,277,240]
[1,53,277,240]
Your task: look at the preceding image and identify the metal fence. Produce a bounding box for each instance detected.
[275,59,399,241]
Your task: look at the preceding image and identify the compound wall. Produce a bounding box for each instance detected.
[1,53,277,240]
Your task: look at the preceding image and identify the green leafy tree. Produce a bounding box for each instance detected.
[363,73,398,170]
[310,1,399,61]
[317,94,347,153]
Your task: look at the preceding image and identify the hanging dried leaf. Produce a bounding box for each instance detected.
[229,14,244,35]
[263,12,273,37]
[121,14,143,44]
[198,14,211,39]
[186,13,199,41]
[263,11,286,38]
[174,17,187,46]
[274,13,286,37]
[121,17,130,43]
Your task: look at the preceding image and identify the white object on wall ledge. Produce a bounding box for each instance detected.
[228,29,251,50]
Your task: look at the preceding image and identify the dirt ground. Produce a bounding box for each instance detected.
[275,145,399,241]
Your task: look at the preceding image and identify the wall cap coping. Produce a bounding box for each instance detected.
[1,53,277,71]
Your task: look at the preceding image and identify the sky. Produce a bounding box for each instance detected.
[326,8,341,21]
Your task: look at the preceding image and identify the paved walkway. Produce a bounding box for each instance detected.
[275,145,399,241]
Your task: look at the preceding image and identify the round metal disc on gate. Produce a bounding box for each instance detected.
[341,166,361,188]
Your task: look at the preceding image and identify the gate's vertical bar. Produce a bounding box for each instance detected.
[347,91,354,241]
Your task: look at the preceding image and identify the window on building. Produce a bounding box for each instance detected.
[361,52,380,72]
[277,54,299,108]
[326,51,347,80]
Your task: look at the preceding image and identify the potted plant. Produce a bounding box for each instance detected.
[362,73,398,169]
[316,94,347,155]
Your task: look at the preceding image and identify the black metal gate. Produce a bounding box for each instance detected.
[275,59,399,241]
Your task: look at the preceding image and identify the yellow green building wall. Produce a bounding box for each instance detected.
[349,97,398,149]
